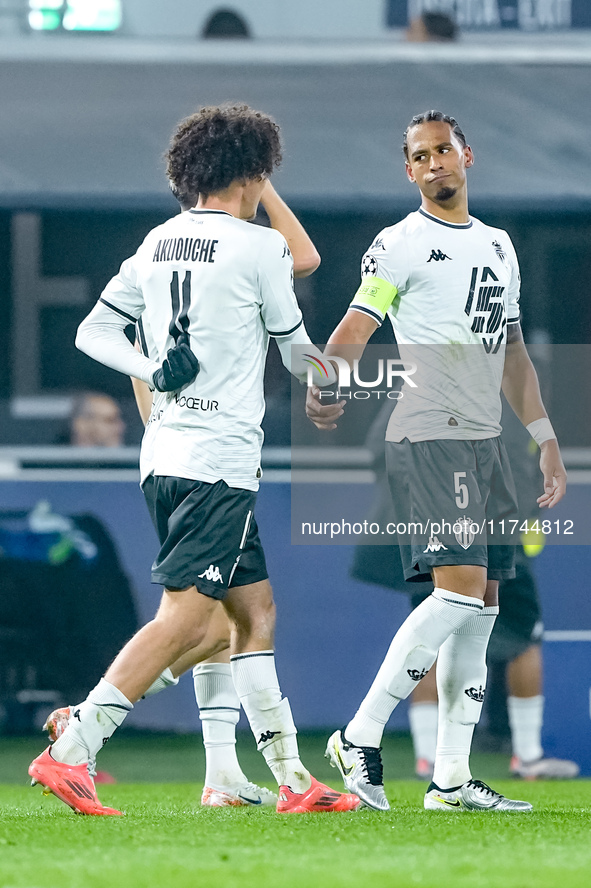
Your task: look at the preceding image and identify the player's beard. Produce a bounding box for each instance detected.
[435,185,457,202]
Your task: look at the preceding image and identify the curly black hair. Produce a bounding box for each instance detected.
[165,104,282,199]
[402,110,467,160]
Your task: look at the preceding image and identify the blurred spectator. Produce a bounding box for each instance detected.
[406,11,458,42]
[69,392,125,447]
[202,9,250,39]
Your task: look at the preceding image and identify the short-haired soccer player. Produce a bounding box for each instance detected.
[29,104,359,815]
[307,111,566,812]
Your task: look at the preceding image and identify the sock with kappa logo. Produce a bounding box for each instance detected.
[230,651,311,793]
[193,662,248,790]
[345,589,484,748]
[433,605,498,789]
[51,678,133,766]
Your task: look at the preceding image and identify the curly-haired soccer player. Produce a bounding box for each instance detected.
[29,104,358,815]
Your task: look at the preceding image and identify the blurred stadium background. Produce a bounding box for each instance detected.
[0,1,590,773]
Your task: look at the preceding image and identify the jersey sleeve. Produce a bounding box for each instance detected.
[504,235,521,324]
[99,253,146,323]
[258,229,303,337]
[349,228,406,326]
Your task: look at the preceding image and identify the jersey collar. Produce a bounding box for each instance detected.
[418,207,473,229]
[189,209,233,217]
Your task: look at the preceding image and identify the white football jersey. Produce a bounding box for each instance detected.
[101,209,302,490]
[349,208,521,442]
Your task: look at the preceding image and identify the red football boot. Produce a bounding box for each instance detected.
[276,776,360,813]
[43,707,116,784]
[29,748,123,816]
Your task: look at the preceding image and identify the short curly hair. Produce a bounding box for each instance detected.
[165,104,282,199]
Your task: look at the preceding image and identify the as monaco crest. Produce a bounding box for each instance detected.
[454,517,475,550]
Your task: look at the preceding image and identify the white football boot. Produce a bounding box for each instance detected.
[510,755,580,780]
[201,782,277,807]
[424,779,533,812]
[325,729,390,811]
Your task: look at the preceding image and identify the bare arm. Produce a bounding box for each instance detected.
[326,309,379,360]
[130,338,155,425]
[131,376,154,426]
[306,310,378,430]
[502,324,547,425]
[502,323,566,508]
[260,181,320,277]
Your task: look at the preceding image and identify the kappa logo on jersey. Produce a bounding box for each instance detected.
[423,536,448,553]
[454,517,475,550]
[407,667,429,682]
[371,237,386,251]
[198,564,224,583]
[361,254,378,276]
[465,685,486,703]
[427,249,451,262]
[282,243,292,259]
[492,240,507,264]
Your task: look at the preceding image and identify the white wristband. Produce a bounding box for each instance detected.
[526,418,556,446]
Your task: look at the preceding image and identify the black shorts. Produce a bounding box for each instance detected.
[386,437,518,583]
[142,475,268,600]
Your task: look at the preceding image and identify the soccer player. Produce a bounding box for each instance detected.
[44,178,324,808]
[136,179,323,806]
[29,104,359,816]
[351,402,579,782]
[307,110,566,812]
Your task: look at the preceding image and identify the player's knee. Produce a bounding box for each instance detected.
[153,615,208,654]
[237,598,276,643]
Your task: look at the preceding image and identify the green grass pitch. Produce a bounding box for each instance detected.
[1,733,590,888]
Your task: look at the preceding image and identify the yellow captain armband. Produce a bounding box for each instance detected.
[350,276,398,324]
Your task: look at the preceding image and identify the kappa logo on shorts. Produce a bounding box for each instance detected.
[423,536,448,553]
[454,517,475,550]
[465,685,486,703]
[198,564,223,583]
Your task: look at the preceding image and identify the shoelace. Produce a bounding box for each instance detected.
[357,746,384,786]
[467,779,500,798]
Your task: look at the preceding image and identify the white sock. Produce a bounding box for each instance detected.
[230,651,310,793]
[409,702,438,764]
[51,678,133,766]
[346,589,484,748]
[433,605,498,789]
[193,663,247,789]
[143,666,179,698]
[508,695,544,763]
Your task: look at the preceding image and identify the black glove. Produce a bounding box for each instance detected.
[152,333,200,392]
